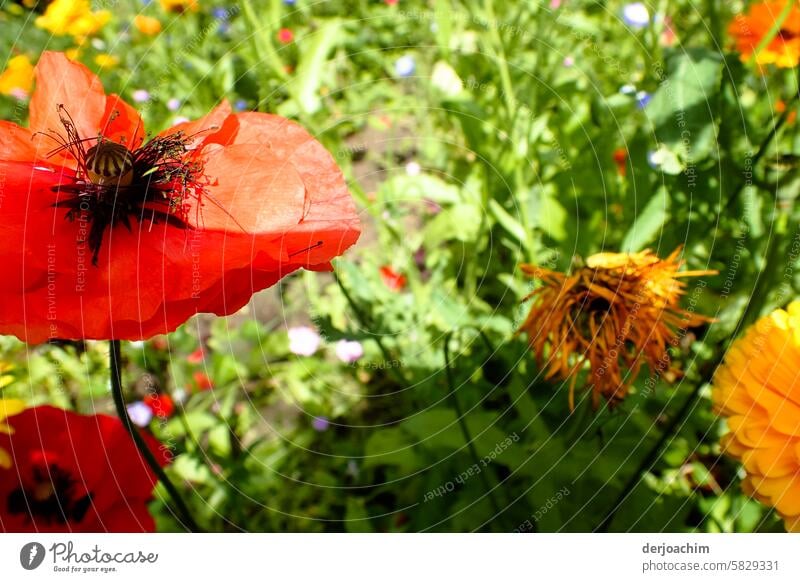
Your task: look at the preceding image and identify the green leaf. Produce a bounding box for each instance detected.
[381,174,462,205]
[489,198,528,247]
[530,185,567,241]
[424,204,482,247]
[363,428,420,472]
[289,19,342,114]
[622,186,670,252]
[645,48,724,163]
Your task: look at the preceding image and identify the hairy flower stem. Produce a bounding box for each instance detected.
[109,340,201,532]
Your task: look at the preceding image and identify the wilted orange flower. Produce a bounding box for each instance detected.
[729,0,800,68]
[518,249,714,409]
[712,301,800,532]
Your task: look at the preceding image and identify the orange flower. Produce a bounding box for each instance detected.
[518,249,714,409]
[133,14,162,36]
[612,148,628,177]
[159,0,197,13]
[0,55,34,99]
[712,302,800,532]
[0,52,360,342]
[776,99,797,125]
[729,0,800,68]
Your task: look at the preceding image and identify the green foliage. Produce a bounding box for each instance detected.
[1,0,797,533]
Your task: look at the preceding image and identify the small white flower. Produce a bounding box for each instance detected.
[127,402,153,427]
[405,161,421,176]
[394,55,416,78]
[288,326,322,356]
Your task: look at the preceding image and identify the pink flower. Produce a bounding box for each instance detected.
[335,340,364,364]
[288,326,322,356]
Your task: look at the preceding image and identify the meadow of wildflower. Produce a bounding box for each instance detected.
[0,0,799,535]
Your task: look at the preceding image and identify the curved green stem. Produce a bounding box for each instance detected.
[109,340,201,532]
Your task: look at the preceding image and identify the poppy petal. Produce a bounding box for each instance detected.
[29,52,107,143]
[100,94,145,149]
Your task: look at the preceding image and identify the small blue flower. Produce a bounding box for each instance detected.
[636,90,651,109]
[234,99,248,112]
[167,98,181,111]
[622,3,650,29]
[394,55,416,78]
[283,0,297,4]
[132,89,150,103]
[212,7,229,20]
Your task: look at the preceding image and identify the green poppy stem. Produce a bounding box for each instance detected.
[109,340,201,532]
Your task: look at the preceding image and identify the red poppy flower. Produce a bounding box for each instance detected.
[0,52,360,343]
[187,347,205,364]
[277,28,294,44]
[0,406,168,532]
[379,265,407,291]
[192,371,213,391]
[143,393,175,418]
[612,147,628,177]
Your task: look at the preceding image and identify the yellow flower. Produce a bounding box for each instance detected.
[0,399,25,469]
[159,0,198,13]
[94,53,119,68]
[35,0,110,41]
[0,55,35,98]
[518,248,715,409]
[712,301,800,532]
[133,14,162,35]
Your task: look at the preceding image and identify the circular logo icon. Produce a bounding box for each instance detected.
[20,542,46,570]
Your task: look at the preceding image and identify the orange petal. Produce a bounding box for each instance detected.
[0,121,44,162]
[29,52,107,142]
[189,143,306,233]
[162,100,232,149]
[100,94,145,149]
